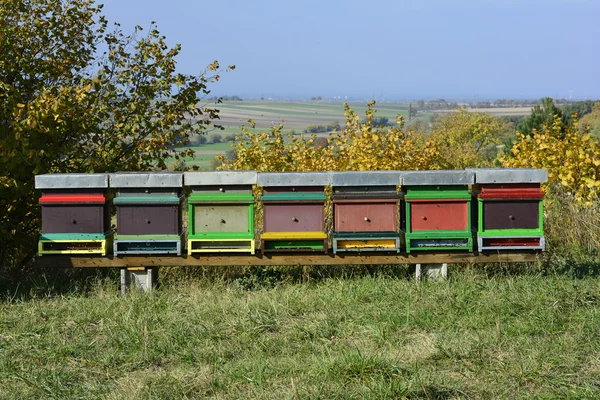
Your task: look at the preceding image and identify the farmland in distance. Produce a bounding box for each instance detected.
[177,101,532,170]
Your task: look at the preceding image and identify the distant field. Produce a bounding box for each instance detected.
[176,101,532,170]
[208,101,413,131]
[435,106,534,116]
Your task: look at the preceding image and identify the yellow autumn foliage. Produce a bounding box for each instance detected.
[216,101,439,172]
[502,115,600,203]
[428,108,508,169]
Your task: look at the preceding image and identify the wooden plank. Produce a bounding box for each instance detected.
[34,252,541,268]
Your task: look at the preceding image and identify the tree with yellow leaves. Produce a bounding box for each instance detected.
[216,101,439,172]
[428,108,509,170]
[0,0,230,271]
[502,115,600,203]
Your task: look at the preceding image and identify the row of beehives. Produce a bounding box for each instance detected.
[35,169,547,256]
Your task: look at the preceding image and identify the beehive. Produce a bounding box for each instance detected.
[35,174,112,256]
[331,171,403,253]
[471,168,547,251]
[403,170,474,252]
[110,172,184,255]
[184,171,256,254]
[258,172,330,252]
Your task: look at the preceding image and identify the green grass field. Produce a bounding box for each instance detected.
[1,268,599,399]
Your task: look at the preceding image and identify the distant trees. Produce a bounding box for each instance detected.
[562,100,596,126]
[208,134,222,144]
[359,116,391,126]
[473,99,538,108]
[310,96,323,101]
[413,99,459,110]
[190,135,208,145]
[210,95,243,101]
[303,121,340,133]
[408,103,417,121]
[517,97,564,136]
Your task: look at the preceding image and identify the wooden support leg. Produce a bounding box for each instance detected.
[121,267,157,293]
[120,268,130,295]
[415,263,448,281]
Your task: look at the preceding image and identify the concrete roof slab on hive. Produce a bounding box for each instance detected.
[331,171,404,186]
[109,172,183,188]
[35,174,109,189]
[257,172,332,187]
[402,170,474,185]
[469,168,548,184]
[184,170,257,186]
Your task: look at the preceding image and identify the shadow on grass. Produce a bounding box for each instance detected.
[0,266,120,301]
[1,263,415,301]
[3,257,600,301]
[161,264,415,290]
[561,260,600,279]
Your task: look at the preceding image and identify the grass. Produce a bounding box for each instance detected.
[1,268,600,399]
[179,153,216,170]
[186,142,233,152]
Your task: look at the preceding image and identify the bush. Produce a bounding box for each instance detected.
[502,115,600,203]
[209,134,222,144]
[222,134,236,142]
[190,135,208,145]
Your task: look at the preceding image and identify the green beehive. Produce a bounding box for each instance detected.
[403,171,474,252]
[184,171,256,254]
[470,168,547,252]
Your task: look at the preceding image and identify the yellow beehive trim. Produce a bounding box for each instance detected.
[337,240,397,249]
[187,239,255,255]
[38,240,107,256]
[260,232,327,240]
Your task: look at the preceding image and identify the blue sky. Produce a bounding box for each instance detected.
[99,0,599,100]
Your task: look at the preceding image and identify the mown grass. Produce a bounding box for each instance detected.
[1,268,599,399]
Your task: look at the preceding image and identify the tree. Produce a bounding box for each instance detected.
[0,0,231,272]
[428,108,509,169]
[503,115,600,203]
[209,134,222,144]
[408,103,417,121]
[517,97,563,136]
[562,100,595,126]
[579,101,600,138]
[359,116,390,126]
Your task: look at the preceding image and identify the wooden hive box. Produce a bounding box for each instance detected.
[403,170,474,252]
[470,168,547,251]
[184,171,257,254]
[110,172,183,255]
[331,171,403,253]
[35,173,112,256]
[258,172,330,252]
